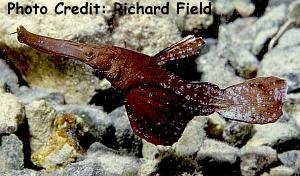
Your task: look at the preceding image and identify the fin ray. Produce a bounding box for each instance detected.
[153,35,205,66]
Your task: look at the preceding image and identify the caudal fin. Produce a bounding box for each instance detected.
[216,76,287,124]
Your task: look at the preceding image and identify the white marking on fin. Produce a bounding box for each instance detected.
[153,35,206,66]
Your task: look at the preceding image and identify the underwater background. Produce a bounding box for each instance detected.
[0,0,300,175]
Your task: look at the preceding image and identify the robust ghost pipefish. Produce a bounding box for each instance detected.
[17,26,287,145]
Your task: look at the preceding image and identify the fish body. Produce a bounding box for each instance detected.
[17,26,287,145]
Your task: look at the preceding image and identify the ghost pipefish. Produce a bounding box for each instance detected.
[17,26,287,146]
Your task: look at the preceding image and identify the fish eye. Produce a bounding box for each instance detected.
[84,50,94,60]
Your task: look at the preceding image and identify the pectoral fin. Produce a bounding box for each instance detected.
[153,35,205,66]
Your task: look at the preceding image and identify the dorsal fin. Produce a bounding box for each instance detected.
[153,35,205,66]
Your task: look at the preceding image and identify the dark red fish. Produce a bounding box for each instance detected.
[16,26,287,145]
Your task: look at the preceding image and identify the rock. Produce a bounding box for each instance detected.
[54,104,108,140]
[81,142,143,175]
[86,142,118,154]
[112,14,181,56]
[0,80,4,93]
[3,49,101,104]
[218,5,288,55]
[53,162,117,176]
[223,121,254,147]
[143,143,201,175]
[196,139,239,164]
[252,4,288,54]
[32,142,79,171]
[111,0,213,53]
[142,138,202,175]
[107,106,142,155]
[269,166,295,176]
[278,150,300,173]
[285,93,300,128]
[213,0,235,15]
[138,160,160,176]
[0,59,19,93]
[174,116,207,157]
[289,0,300,19]
[0,169,43,176]
[205,19,261,79]
[131,0,214,32]
[275,28,300,49]
[196,46,244,88]
[55,105,142,156]
[206,113,226,138]
[259,29,300,92]
[269,0,295,7]
[246,120,300,147]
[240,146,277,176]
[0,0,112,104]
[26,100,57,152]
[52,143,117,176]
[267,2,300,52]
[98,78,111,91]
[209,18,263,80]
[16,87,65,105]
[26,100,84,170]
[222,46,259,79]
[0,92,24,134]
[234,1,255,17]
[31,114,84,170]
[142,116,207,160]
[218,17,257,52]
[0,0,112,47]
[199,38,218,55]
[142,140,171,160]
[181,171,203,176]
[178,0,213,31]
[0,134,24,170]
[154,154,200,176]
[214,0,254,17]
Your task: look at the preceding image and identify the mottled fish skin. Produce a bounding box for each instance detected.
[16,26,287,145]
[217,77,287,124]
